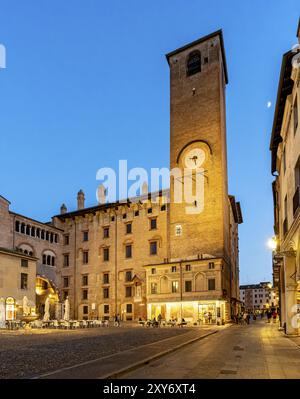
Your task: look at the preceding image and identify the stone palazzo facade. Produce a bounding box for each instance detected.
[0,29,242,324]
[270,20,300,335]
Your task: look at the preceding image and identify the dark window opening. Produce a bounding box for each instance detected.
[187,50,201,76]
[104,305,109,314]
[125,245,132,259]
[103,247,109,262]
[83,231,89,242]
[126,304,132,313]
[208,279,215,291]
[150,241,157,255]
[21,273,28,290]
[103,227,109,238]
[185,280,192,292]
[125,270,132,282]
[150,218,157,230]
[126,223,132,234]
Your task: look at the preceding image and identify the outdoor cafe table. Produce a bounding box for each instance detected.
[42,320,53,328]
[86,320,95,328]
[68,320,78,329]
[6,320,23,330]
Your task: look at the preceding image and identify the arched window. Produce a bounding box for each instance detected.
[50,233,53,243]
[31,227,35,237]
[46,231,49,241]
[18,244,34,256]
[21,223,25,234]
[41,230,45,240]
[187,50,201,76]
[36,228,40,238]
[15,221,20,232]
[42,250,56,267]
[26,225,31,235]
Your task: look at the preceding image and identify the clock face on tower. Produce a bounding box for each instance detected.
[184,148,205,169]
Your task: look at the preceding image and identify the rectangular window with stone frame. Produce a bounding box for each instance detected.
[150,241,157,255]
[103,287,109,299]
[21,273,28,290]
[103,273,109,284]
[103,247,109,262]
[104,304,109,314]
[151,282,157,294]
[63,277,69,288]
[83,231,89,242]
[82,274,88,286]
[125,270,132,282]
[208,278,215,291]
[125,244,132,259]
[82,289,88,300]
[150,218,157,230]
[64,235,69,245]
[83,251,89,264]
[172,281,179,293]
[126,222,132,234]
[63,254,69,267]
[103,227,109,238]
[125,286,132,297]
[126,304,133,313]
[185,280,192,292]
[83,306,88,315]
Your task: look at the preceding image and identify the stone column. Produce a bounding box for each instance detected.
[285,283,298,335]
[284,255,298,335]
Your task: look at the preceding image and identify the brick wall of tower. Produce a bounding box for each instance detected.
[168,34,230,261]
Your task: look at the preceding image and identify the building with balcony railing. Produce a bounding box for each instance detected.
[270,19,300,335]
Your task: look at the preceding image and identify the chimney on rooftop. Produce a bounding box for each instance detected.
[77,190,85,210]
[60,203,67,214]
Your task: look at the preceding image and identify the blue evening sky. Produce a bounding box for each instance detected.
[0,1,299,284]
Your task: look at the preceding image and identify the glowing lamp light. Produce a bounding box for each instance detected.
[267,237,277,251]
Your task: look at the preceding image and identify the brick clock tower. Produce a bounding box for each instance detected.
[166,30,230,262]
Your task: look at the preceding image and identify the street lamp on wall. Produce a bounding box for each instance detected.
[267,236,277,251]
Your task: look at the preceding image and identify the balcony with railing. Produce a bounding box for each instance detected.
[293,186,300,216]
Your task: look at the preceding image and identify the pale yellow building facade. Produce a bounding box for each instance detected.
[271,21,300,334]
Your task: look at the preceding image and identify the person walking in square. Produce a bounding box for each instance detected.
[267,310,272,323]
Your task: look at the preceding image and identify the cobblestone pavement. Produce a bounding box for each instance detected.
[0,326,189,379]
[122,320,300,379]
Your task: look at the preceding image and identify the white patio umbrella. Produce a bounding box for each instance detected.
[0,297,5,328]
[63,298,70,321]
[43,297,50,321]
[22,296,30,316]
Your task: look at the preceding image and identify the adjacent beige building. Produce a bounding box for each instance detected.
[240,282,278,313]
[0,195,62,319]
[270,20,300,334]
[0,247,37,320]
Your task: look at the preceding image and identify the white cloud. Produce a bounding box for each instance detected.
[267,101,272,108]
